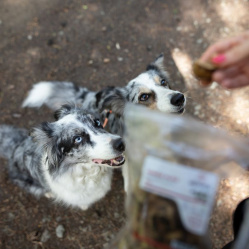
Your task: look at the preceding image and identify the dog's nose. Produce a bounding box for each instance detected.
[113,138,125,152]
[170,93,185,106]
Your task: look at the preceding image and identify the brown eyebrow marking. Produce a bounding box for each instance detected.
[153,75,160,85]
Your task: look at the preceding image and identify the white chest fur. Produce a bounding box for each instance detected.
[42,156,113,209]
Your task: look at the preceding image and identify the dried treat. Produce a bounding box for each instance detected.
[192,60,217,84]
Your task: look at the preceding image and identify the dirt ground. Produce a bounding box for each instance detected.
[0,0,249,248]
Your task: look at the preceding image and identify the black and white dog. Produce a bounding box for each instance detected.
[0,105,125,209]
[23,54,186,136]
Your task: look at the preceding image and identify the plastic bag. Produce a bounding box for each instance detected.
[109,104,249,249]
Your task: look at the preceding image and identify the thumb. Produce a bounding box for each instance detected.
[214,41,249,67]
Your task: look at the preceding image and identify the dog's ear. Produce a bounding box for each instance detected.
[54,104,74,121]
[146,53,165,71]
[101,90,126,116]
[30,122,53,143]
[30,122,62,172]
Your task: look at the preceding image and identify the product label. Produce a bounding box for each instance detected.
[140,155,219,235]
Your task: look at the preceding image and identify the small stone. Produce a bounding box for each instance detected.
[80,227,88,232]
[210,117,216,123]
[114,212,120,218]
[8,212,15,220]
[193,20,198,27]
[196,38,203,44]
[217,199,223,206]
[56,224,65,238]
[115,43,120,50]
[117,57,123,62]
[194,105,201,111]
[176,26,182,31]
[27,35,33,40]
[58,31,64,36]
[12,113,21,118]
[41,229,50,243]
[103,58,110,63]
[102,26,107,32]
[210,82,219,89]
[206,18,211,23]
[88,60,93,65]
[224,27,230,33]
[42,217,51,223]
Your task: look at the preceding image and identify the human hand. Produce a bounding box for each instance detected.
[200,30,249,89]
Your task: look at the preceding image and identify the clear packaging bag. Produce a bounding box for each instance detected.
[110,104,249,249]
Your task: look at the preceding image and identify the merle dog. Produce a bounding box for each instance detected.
[0,105,125,209]
[23,54,186,136]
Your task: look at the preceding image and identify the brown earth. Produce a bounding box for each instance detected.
[0,0,249,249]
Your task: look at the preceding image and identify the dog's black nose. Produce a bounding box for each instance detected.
[113,138,125,152]
[170,93,185,106]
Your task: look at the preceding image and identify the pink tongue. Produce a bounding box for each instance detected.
[93,159,103,164]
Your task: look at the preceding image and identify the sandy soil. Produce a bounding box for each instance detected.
[0,0,249,248]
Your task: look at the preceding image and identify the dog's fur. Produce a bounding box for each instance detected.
[0,105,125,209]
[23,54,186,136]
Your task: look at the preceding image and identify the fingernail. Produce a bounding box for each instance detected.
[212,54,226,64]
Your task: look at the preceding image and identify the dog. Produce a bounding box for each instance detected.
[0,104,125,210]
[22,54,186,137]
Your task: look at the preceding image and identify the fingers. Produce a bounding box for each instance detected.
[220,75,249,89]
[200,36,242,62]
[212,66,241,82]
[198,65,241,86]
[218,42,249,67]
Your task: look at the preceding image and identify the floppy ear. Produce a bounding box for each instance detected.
[30,122,62,172]
[54,104,74,121]
[146,53,165,71]
[30,122,53,144]
[101,90,127,116]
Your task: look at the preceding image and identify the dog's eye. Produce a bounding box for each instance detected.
[74,136,83,144]
[139,94,150,101]
[161,79,167,86]
[94,119,103,128]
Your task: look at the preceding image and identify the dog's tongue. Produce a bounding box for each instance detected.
[92,155,125,167]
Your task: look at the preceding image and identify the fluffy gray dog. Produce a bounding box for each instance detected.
[0,105,125,209]
[23,54,186,136]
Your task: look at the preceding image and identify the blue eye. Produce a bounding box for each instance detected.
[139,94,150,101]
[74,136,82,144]
[161,79,167,85]
[95,119,102,128]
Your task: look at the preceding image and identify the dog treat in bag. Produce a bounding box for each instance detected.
[109,105,249,249]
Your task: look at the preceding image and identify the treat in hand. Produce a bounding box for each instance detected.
[192,60,217,85]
